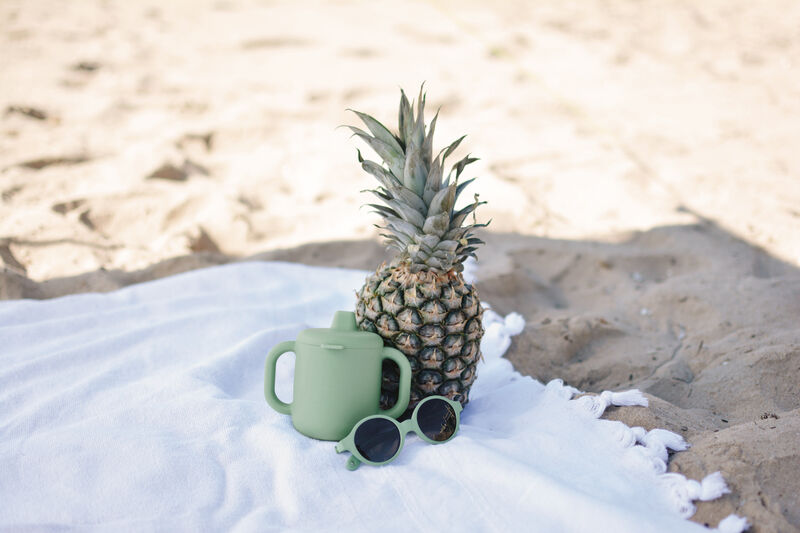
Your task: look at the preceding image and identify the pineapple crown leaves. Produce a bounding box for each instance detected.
[347,86,488,273]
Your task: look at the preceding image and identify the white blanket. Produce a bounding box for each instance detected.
[0,262,746,532]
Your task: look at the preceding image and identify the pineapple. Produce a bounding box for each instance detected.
[349,87,487,413]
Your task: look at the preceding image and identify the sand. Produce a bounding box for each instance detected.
[2,0,799,530]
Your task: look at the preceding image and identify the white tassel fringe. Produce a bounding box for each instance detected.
[714,514,749,533]
[572,388,649,418]
[660,471,730,517]
[481,311,526,360]
[543,379,749,531]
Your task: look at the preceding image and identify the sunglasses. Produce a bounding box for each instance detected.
[335,396,463,470]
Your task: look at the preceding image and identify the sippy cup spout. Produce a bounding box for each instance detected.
[330,311,357,331]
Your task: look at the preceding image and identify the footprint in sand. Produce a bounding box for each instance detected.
[187,227,221,254]
[71,61,101,72]
[147,159,209,182]
[16,155,89,170]
[0,239,27,275]
[341,48,379,58]
[78,210,96,231]
[176,132,214,152]
[51,199,87,215]
[50,200,106,237]
[2,186,23,202]
[5,105,49,121]
[240,37,308,50]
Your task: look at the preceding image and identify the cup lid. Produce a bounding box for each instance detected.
[296,311,383,350]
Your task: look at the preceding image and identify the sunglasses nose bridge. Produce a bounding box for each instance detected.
[397,418,417,437]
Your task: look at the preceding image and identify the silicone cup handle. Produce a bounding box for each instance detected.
[264,341,295,415]
[380,346,411,419]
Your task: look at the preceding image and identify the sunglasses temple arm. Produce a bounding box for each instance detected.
[346,455,362,471]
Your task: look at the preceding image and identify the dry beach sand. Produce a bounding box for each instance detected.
[2,0,799,530]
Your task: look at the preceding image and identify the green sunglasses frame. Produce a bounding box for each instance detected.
[335,395,463,470]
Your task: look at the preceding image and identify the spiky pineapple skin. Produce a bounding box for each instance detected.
[355,260,484,414]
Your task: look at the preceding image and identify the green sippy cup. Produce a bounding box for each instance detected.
[264,311,411,441]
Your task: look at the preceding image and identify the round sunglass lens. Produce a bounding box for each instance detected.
[354,418,401,463]
[417,398,458,442]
